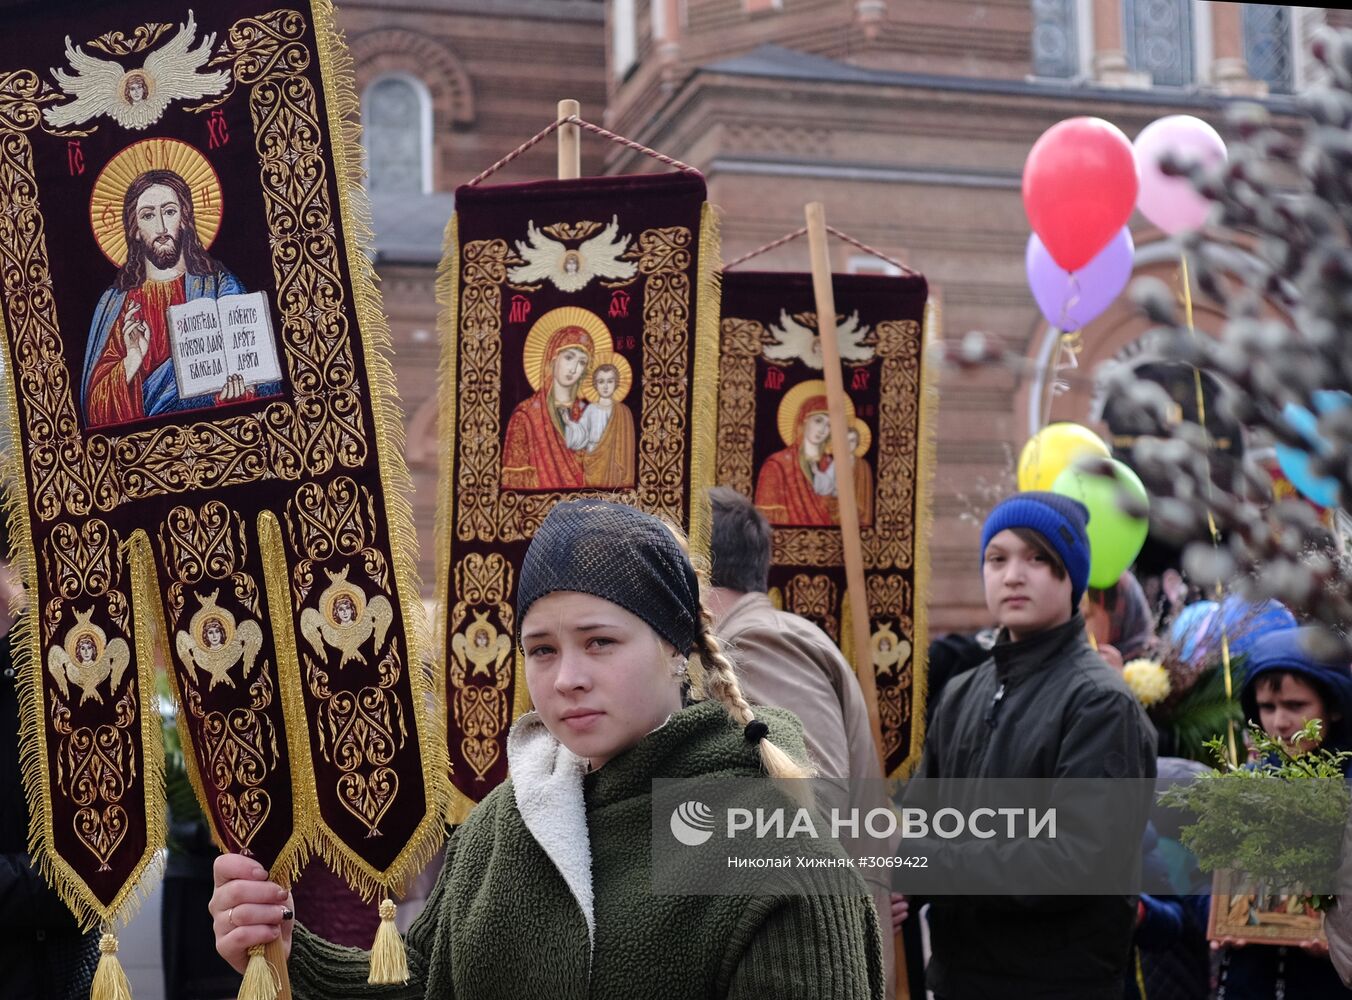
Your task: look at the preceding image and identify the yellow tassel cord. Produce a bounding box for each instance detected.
[299,0,450,898]
[896,296,941,779]
[687,201,724,567]
[368,898,411,985]
[1179,253,1239,767]
[91,932,134,1000]
[237,943,281,1000]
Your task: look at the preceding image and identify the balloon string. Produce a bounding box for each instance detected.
[1181,250,1239,767]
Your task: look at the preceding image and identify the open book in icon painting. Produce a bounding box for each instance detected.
[168,291,282,396]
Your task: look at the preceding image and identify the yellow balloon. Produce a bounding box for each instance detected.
[1017,422,1110,492]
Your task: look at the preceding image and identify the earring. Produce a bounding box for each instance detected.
[671,656,688,678]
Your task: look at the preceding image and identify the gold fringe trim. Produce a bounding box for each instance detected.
[687,201,723,567]
[433,211,475,827]
[91,932,133,1000]
[258,512,319,892]
[892,296,941,780]
[1,262,166,931]
[301,0,450,895]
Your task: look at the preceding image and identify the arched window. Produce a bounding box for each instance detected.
[362,74,432,194]
[1031,0,1080,79]
[1123,0,1194,87]
[1243,4,1294,94]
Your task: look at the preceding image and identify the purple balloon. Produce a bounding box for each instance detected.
[1026,226,1135,332]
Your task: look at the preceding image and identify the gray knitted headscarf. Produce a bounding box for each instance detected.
[516,499,702,655]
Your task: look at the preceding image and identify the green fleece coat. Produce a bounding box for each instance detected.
[289,700,883,999]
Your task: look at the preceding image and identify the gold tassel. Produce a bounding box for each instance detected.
[91,932,133,1000]
[237,944,280,1000]
[368,898,410,985]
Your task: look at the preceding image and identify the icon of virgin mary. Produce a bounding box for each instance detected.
[754,379,859,527]
[501,306,617,491]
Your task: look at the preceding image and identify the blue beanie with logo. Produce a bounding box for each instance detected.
[979,491,1092,608]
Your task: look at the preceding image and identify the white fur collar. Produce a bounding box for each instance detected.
[508,711,595,948]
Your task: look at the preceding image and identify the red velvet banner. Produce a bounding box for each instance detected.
[0,0,446,929]
[436,171,721,818]
[717,270,934,777]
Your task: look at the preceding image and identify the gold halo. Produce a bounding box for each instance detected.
[850,417,872,458]
[775,379,855,448]
[65,625,106,664]
[190,603,237,650]
[580,352,633,404]
[521,306,613,392]
[322,581,367,626]
[90,138,223,266]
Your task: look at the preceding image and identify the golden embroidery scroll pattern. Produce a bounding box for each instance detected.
[715,318,762,497]
[161,502,277,853]
[870,320,921,569]
[285,477,386,606]
[287,481,405,837]
[785,573,839,642]
[449,554,513,782]
[633,226,693,523]
[867,574,915,759]
[112,409,302,501]
[0,120,92,519]
[245,14,365,474]
[453,239,514,542]
[38,516,138,871]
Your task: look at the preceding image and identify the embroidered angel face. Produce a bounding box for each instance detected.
[123,72,149,105]
[522,591,682,771]
[333,595,357,626]
[75,634,97,665]
[203,617,226,650]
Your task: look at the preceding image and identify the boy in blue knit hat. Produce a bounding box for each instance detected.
[911,491,1157,1000]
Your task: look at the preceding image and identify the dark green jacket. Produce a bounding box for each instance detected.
[290,700,883,999]
[917,614,1158,1000]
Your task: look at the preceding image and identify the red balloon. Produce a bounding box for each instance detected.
[1023,117,1139,272]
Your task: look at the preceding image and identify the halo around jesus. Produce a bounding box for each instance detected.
[580,352,633,404]
[90,137,223,266]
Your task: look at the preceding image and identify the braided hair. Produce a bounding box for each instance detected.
[689,604,813,780]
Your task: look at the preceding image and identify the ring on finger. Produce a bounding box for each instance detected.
[227,906,238,929]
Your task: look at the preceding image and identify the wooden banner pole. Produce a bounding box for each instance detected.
[806,203,910,1000]
[804,202,883,769]
[557,99,581,180]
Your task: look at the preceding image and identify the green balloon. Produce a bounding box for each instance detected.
[1051,459,1149,589]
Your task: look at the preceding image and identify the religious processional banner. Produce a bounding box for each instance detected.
[716,270,934,777]
[437,171,720,819]
[0,0,447,933]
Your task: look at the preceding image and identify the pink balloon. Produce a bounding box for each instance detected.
[1133,115,1227,235]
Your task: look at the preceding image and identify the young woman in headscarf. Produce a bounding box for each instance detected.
[208,499,884,999]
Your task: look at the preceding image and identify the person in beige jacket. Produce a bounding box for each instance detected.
[706,486,900,993]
